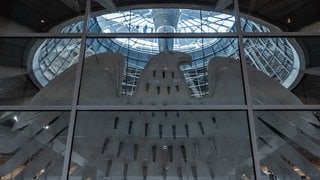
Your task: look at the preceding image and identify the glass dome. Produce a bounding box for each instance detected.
[95,9,235,53]
[31,8,302,97]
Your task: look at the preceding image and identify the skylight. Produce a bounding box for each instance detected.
[31,8,303,97]
[95,9,235,53]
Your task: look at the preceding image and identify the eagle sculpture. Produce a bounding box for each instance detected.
[0,52,319,179]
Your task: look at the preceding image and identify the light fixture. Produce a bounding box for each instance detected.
[40,19,45,23]
[287,18,292,24]
[13,116,18,122]
[43,125,49,130]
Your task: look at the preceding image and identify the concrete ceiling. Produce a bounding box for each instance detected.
[0,0,87,32]
[239,0,320,31]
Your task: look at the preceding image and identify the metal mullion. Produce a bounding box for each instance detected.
[234,0,261,179]
[0,105,72,111]
[86,32,239,38]
[87,18,99,32]
[0,33,83,38]
[1,31,320,39]
[61,0,91,179]
[76,105,248,111]
[243,32,320,37]
[124,10,132,96]
[253,105,320,111]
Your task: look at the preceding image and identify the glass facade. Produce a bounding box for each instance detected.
[254,111,320,179]
[70,111,254,179]
[0,0,320,180]
[32,9,302,91]
[0,111,70,179]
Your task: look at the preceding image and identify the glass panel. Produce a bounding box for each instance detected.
[292,37,320,105]
[240,18,272,33]
[78,38,245,105]
[0,0,85,33]
[239,1,320,32]
[0,37,78,105]
[0,110,70,179]
[254,110,320,179]
[246,37,320,105]
[70,111,254,179]
[89,3,236,33]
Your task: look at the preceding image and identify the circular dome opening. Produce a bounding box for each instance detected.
[30,8,304,97]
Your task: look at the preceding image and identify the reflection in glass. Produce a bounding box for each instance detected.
[77,51,244,104]
[70,111,253,179]
[0,37,80,106]
[0,111,70,179]
[30,9,303,92]
[244,38,300,88]
[254,111,320,179]
[33,38,82,87]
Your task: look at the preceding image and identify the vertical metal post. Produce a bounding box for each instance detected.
[61,0,91,179]
[200,10,208,97]
[233,0,262,179]
[125,10,132,96]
